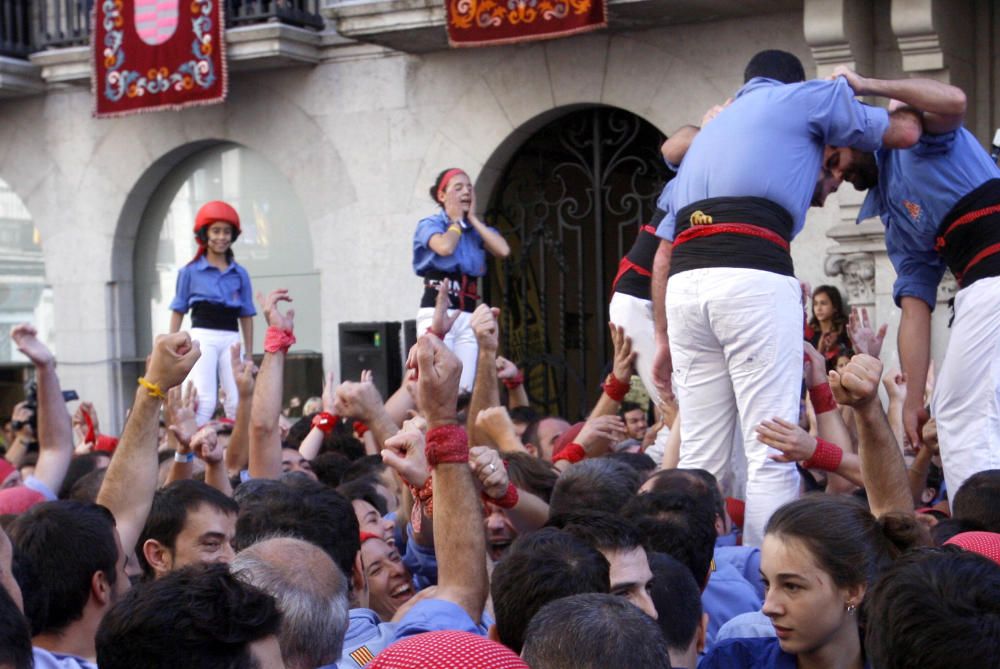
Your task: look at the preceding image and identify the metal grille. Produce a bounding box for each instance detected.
[485,107,668,420]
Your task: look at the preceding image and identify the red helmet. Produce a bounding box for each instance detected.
[193,201,241,243]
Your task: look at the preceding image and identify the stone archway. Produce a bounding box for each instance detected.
[481,106,669,420]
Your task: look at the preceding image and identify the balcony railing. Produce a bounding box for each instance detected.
[0,0,32,58]
[1,0,325,57]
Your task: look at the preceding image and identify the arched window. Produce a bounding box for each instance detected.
[133,143,321,357]
[0,177,53,363]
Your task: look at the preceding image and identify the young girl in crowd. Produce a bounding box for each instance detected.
[169,201,256,425]
[807,286,853,371]
[701,495,924,669]
[412,168,509,392]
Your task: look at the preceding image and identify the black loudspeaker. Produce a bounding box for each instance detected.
[339,322,402,399]
[402,320,417,360]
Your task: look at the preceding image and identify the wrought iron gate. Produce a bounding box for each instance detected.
[484,107,669,420]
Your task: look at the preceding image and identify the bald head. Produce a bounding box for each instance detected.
[232,537,349,669]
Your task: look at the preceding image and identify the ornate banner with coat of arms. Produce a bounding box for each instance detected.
[446,0,607,47]
[93,0,226,118]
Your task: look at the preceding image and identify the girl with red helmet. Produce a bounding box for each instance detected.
[169,201,256,425]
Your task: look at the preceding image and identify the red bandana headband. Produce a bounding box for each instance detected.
[437,168,468,202]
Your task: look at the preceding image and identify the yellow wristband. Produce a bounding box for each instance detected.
[447,224,463,236]
[138,377,166,400]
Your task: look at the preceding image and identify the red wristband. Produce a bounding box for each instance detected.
[553,442,585,464]
[808,382,837,414]
[486,482,519,509]
[427,328,445,340]
[83,411,96,445]
[802,438,844,472]
[503,371,525,390]
[353,421,369,437]
[425,424,469,466]
[602,373,630,402]
[312,412,338,435]
[264,326,296,354]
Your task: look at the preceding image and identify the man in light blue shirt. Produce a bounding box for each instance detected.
[649,51,924,545]
[835,66,1000,499]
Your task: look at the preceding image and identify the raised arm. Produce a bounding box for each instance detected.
[225,344,255,476]
[589,322,636,419]
[466,304,501,445]
[832,65,966,135]
[897,296,932,450]
[11,325,73,495]
[192,425,233,497]
[248,289,295,480]
[470,446,548,534]
[334,374,399,451]
[474,406,529,454]
[651,240,674,403]
[467,188,509,258]
[417,334,488,621]
[97,332,200,555]
[829,354,914,516]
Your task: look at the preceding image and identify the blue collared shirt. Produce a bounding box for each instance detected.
[857,127,1000,308]
[702,559,764,649]
[329,608,397,669]
[169,256,256,316]
[412,210,497,277]
[658,77,889,241]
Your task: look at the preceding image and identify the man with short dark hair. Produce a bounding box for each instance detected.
[951,469,1000,532]
[137,479,239,579]
[619,401,648,441]
[9,501,128,669]
[521,593,671,669]
[554,512,657,620]
[95,563,284,669]
[648,552,707,669]
[489,527,610,653]
[864,547,1000,669]
[232,537,349,669]
[548,459,638,518]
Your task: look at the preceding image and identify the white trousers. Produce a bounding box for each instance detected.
[609,291,671,462]
[667,268,803,547]
[416,308,478,393]
[931,275,1000,501]
[186,328,241,426]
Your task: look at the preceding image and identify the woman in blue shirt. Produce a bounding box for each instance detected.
[169,201,256,426]
[412,168,509,392]
[701,496,922,669]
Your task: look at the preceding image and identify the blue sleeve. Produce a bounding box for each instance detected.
[885,225,946,309]
[414,214,447,250]
[236,265,256,317]
[912,130,958,157]
[402,523,438,590]
[807,78,889,152]
[169,266,192,313]
[392,599,483,642]
[655,181,677,241]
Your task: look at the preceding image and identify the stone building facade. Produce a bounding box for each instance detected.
[0,0,993,425]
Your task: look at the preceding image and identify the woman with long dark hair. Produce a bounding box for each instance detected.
[702,495,924,668]
[807,285,852,371]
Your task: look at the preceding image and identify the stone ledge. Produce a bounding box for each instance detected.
[323,0,798,53]
[0,56,45,98]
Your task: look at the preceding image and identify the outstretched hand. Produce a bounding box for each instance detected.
[470,303,501,353]
[847,307,887,359]
[258,289,295,331]
[469,445,508,499]
[191,425,225,464]
[147,332,201,391]
[166,382,199,451]
[577,414,626,457]
[430,280,460,337]
[230,343,257,399]
[415,334,462,428]
[11,324,55,368]
[757,417,818,463]
[609,322,636,382]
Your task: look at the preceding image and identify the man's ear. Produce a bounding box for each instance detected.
[524,442,538,458]
[351,551,369,610]
[91,569,112,607]
[142,539,172,577]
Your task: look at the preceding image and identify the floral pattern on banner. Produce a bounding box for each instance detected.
[94,0,226,117]
[446,0,606,47]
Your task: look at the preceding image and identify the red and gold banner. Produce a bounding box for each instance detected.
[93,0,226,118]
[446,0,607,47]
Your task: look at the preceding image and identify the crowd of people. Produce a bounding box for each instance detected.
[1,49,1000,669]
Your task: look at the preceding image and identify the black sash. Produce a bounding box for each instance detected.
[935,178,1000,288]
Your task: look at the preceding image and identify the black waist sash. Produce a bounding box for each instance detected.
[935,178,1000,288]
[669,197,794,277]
[191,302,240,331]
[612,215,663,300]
[419,270,480,312]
